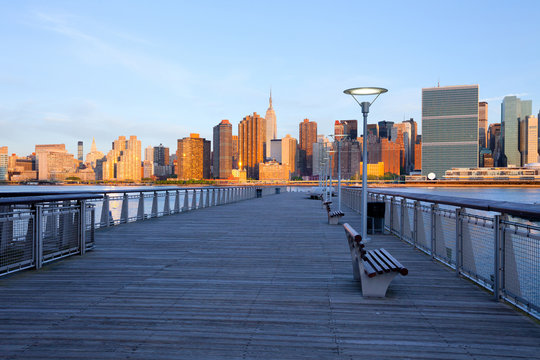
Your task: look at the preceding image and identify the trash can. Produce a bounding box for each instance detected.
[275,187,281,194]
[367,202,385,234]
[256,188,262,198]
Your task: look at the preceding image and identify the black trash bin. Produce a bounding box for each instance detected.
[275,187,281,194]
[367,202,385,234]
[256,188,262,198]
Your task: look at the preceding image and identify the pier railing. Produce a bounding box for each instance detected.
[0,186,285,277]
[343,187,540,320]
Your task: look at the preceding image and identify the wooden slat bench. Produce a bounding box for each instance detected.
[324,202,344,225]
[343,222,408,297]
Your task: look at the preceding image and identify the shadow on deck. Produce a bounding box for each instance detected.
[0,191,538,359]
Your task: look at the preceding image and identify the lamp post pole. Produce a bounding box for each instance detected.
[361,101,370,240]
[343,86,387,241]
[338,140,342,211]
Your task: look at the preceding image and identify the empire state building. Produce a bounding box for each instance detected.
[265,90,277,159]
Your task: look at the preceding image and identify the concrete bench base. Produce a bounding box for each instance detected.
[328,216,341,225]
[359,262,399,297]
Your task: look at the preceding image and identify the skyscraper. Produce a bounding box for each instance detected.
[85,138,105,172]
[153,144,169,166]
[520,115,538,165]
[213,120,233,179]
[145,146,154,162]
[232,135,239,169]
[35,144,79,181]
[77,141,83,162]
[422,85,479,178]
[102,136,142,181]
[0,146,8,181]
[404,118,417,172]
[239,112,266,179]
[478,102,488,148]
[265,90,277,159]
[378,121,394,140]
[281,134,297,176]
[501,96,533,166]
[299,118,317,176]
[176,133,211,180]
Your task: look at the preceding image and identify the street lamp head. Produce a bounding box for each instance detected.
[343,87,388,96]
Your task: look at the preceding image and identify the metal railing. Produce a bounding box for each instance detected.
[0,196,97,276]
[342,187,540,320]
[0,186,285,277]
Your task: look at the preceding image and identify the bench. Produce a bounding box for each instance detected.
[343,223,408,297]
[324,202,344,224]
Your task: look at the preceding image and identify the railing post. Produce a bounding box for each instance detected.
[174,190,180,214]
[199,189,204,208]
[35,204,43,270]
[164,191,171,215]
[413,200,420,247]
[226,188,231,203]
[191,190,197,210]
[151,191,158,218]
[212,188,216,206]
[456,207,463,276]
[431,204,437,259]
[221,188,226,204]
[183,190,189,211]
[137,192,145,220]
[101,195,110,227]
[400,198,405,240]
[120,193,129,224]
[79,200,86,255]
[494,214,503,301]
[205,189,210,207]
[389,196,394,233]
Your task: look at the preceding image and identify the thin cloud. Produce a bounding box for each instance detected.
[33,11,195,98]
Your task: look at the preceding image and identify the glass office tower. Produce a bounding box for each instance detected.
[422,85,479,178]
[501,96,532,167]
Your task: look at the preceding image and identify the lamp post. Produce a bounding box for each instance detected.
[343,87,388,240]
[329,134,345,211]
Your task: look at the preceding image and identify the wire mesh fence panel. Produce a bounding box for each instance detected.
[85,206,95,249]
[416,205,432,252]
[0,208,35,275]
[391,200,400,234]
[402,202,415,244]
[434,208,457,267]
[42,204,80,262]
[108,195,123,225]
[461,214,495,288]
[502,223,540,316]
[384,198,391,231]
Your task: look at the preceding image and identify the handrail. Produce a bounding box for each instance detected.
[0,185,278,197]
[359,188,540,220]
[0,193,103,205]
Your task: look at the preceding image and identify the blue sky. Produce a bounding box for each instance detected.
[1,0,539,156]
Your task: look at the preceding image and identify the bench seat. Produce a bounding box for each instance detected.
[325,204,344,225]
[343,223,408,297]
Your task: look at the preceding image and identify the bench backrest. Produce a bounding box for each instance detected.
[343,223,365,257]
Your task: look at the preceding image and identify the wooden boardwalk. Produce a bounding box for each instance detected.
[0,191,539,359]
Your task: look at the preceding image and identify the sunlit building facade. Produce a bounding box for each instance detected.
[102,136,142,181]
[213,120,233,179]
[239,112,266,179]
[299,118,317,176]
[176,133,211,180]
[422,85,479,178]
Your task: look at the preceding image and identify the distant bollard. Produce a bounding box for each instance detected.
[256,189,262,198]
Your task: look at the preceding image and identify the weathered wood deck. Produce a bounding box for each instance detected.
[0,191,539,359]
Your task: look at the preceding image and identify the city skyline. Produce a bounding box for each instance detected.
[1,1,540,155]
